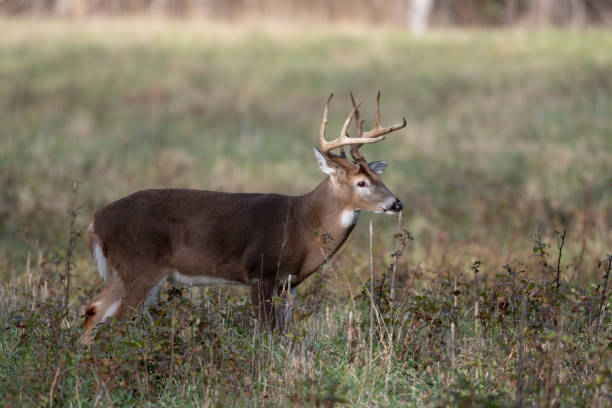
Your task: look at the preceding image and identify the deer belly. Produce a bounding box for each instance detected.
[168,270,245,287]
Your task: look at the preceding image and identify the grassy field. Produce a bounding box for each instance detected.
[0,20,611,406]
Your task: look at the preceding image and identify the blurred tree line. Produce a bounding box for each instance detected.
[1,0,611,30]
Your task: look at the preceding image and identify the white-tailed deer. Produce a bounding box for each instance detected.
[83,92,406,344]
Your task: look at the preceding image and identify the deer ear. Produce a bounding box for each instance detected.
[368,161,387,175]
[313,147,337,175]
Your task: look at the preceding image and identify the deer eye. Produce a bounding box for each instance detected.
[356,181,367,187]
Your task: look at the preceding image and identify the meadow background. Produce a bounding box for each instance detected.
[0,11,611,407]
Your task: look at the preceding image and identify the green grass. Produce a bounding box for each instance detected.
[0,20,611,406]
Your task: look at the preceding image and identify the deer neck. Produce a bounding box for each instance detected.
[298,177,359,254]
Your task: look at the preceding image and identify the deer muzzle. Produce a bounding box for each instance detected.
[389,199,403,213]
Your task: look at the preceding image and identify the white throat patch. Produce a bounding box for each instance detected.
[340,210,360,228]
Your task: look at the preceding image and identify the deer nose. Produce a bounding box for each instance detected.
[390,199,403,212]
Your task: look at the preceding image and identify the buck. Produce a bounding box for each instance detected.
[83,92,406,344]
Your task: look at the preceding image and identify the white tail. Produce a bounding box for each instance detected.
[83,92,406,344]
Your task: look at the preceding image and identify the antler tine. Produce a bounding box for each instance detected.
[374,90,381,129]
[349,92,363,138]
[319,94,385,156]
[349,92,366,162]
[319,93,349,158]
[319,93,333,152]
[349,91,406,162]
[340,102,360,142]
[361,90,407,140]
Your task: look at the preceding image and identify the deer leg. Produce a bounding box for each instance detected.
[250,278,278,330]
[275,275,296,332]
[82,269,124,345]
[119,266,169,319]
[250,277,296,332]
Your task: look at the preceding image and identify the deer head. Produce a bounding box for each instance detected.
[313,92,406,215]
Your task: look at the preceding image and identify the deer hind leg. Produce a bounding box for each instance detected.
[82,268,125,345]
[83,264,168,345]
[118,264,169,320]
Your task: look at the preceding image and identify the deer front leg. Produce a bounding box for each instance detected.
[276,274,296,332]
[250,278,277,330]
[276,285,295,333]
[249,276,296,332]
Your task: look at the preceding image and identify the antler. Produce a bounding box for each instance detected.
[319,93,388,158]
[349,91,407,162]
